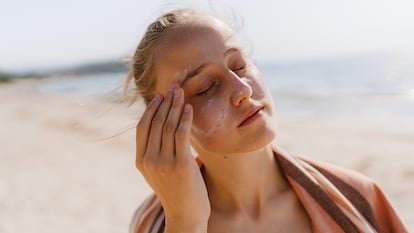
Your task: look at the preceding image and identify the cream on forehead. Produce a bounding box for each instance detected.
[175,68,188,82]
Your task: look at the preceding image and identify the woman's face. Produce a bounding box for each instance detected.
[154,18,277,156]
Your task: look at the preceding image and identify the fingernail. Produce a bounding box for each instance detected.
[153,93,162,101]
[174,88,181,98]
[168,83,176,93]
[149,94,162,105]
[184,104,192,112]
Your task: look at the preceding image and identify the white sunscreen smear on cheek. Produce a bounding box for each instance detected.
[192,99,227,137]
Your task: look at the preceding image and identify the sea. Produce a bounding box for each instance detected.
[25,53,414,121]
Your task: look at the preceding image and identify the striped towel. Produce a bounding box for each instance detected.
[129,145,408,233]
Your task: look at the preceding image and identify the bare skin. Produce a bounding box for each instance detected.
[135,15,312,233]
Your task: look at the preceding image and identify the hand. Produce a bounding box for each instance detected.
[135,84,210,232]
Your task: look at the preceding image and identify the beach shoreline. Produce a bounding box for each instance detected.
[1,80,413,232]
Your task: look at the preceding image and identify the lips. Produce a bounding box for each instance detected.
[238,106,264,127]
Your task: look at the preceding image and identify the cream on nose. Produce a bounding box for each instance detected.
[230,73,252,106]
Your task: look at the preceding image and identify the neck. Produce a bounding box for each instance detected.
[199,144,289,217]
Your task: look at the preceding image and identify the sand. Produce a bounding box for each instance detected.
[0,79,413,232]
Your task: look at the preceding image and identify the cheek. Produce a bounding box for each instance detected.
[191,98,228,141]
[250,79,265,99]
[248,69,270,99]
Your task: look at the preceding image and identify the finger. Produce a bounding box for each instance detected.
[146,84,175,157]
[161,87,184,158]
[175,104,193,160]
[136,94,163,163]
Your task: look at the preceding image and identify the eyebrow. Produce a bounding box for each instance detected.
[179,47,241,86]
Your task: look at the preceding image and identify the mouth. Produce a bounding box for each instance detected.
[238,106,265,127]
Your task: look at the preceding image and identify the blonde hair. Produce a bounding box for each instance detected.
[124,8,240,106]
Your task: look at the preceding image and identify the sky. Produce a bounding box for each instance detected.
[1,0,414,71]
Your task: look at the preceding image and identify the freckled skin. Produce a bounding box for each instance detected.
[154,19,277,156]
[192,97,226,136]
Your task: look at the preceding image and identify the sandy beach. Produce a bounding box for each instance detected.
[0,79,413,232]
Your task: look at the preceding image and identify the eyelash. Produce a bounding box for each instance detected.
[195,64,245,97]
[197,80,219,97]
[232,65,245,72]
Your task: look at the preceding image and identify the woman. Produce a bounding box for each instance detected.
[125,9,407,233]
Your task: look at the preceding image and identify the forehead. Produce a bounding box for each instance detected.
[154,19,238,93]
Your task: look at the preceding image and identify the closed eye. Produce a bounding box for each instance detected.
[197,80,219,97]
[232,65,245,72]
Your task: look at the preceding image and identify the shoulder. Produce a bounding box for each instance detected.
[298,156,378,197]
[273,144,378,200]
[297,155,408,233]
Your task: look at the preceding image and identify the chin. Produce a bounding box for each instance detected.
[235,128,276,153]
[191,129,275,155]
[220,127,277,154]
[191,115,277,155]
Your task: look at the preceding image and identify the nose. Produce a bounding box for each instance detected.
[229,72,252,106]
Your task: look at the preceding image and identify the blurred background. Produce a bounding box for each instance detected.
[1,0,413,232]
